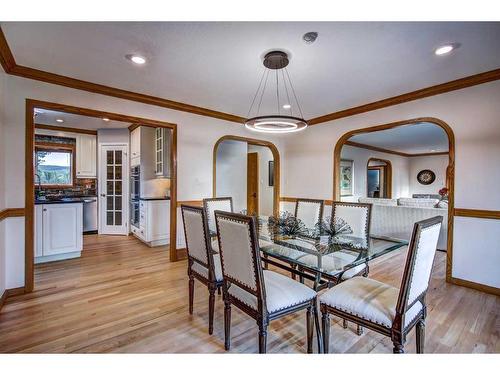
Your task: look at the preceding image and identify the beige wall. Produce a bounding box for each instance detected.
[0,71,286,289]
[409,154,449,196]
[282,80,500,289]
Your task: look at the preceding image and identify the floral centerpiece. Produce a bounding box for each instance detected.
[439,187,449,201]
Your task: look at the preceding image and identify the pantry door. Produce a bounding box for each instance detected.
[99,144,129,235]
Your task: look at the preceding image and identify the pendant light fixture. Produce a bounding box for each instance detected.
[245,51,308,133]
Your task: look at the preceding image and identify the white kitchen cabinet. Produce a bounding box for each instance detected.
[76,134,97,178]
[155,128,171,177]
[131,199,170,247]
[130,127,141,166]
[35,203,83,263]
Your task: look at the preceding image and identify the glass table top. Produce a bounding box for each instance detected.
[257,216,408,278]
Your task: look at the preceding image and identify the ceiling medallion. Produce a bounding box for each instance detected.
[245,51,308,134]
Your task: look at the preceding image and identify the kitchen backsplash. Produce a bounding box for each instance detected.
[36,178,97,197]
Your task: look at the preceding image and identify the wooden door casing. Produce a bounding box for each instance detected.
[247,152,259,216]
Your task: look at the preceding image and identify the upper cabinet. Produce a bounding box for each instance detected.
[76,134,97,178]
[130,127,141,166]
[155,128,171,178]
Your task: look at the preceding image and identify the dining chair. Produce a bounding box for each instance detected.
[214,210,321,354]
[320,215,443,353]
[203,197,233,235]
[295,198,324,230]
[181,205,224,335]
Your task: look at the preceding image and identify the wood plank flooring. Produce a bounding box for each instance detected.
[0,234,498,353]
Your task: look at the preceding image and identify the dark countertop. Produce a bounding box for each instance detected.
[139,197,171,201]
[35,197,85,205]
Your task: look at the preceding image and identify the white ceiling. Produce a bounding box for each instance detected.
[4,22,500,119]
[35,109,130,130]
[348,122,449,154]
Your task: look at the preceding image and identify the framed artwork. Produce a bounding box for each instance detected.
[268,160,274,187]
[417,169,436,185]
[340,159,354,196]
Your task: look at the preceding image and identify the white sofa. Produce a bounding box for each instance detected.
[359,198,448,250]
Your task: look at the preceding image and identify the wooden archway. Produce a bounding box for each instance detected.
[213,135,280,217]
[333,117,455,282]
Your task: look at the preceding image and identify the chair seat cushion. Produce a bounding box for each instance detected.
[319,276,422,329]
[229,270,316,314]
[191,254,223,282]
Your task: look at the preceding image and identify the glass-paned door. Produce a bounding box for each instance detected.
[99,144,129,235]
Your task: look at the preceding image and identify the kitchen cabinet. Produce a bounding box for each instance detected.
[130,127,141,166]
[35,202,83,263]
[131,199,170,247]
[76,134,97,178]
[155,128,171,177]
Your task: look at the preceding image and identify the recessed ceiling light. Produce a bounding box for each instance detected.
[102,118,110,122]
[56,119,64,123]
[303,32,318,44]
[431,149,436,152]
[435,43,459,56]
[283,104,291,109]
[125,54,147,65]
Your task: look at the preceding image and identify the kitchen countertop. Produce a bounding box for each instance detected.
[35,197,85,205]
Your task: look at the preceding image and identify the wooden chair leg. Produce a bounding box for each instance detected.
[217,286,221,295]
[224,301,232,351]
[392,341,405,354]
[356,325,363,335]
[322,310,330,354]
[263,253,269,270]
[188,276,194,315]
[291,264,297,280]
[306,304,314,353]
[314,302,323,353]
[258,323,268,354]
[416,320,425,354]
[298,266,305,284]
[208,287,215,335]
[342,319,348,329]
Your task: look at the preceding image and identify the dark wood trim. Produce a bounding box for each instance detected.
[0,208,26,221]
[25,99,179,293]
[35,123,98,135]
[0,290,6,311]
[454,208,500,220]
[449,277,500,296]
[346,140,449,158]
[128,123,140,132]
[309,68,500,125]
[213,135,281,217]
[5,286,25,297]
[367,157,392,199]
[333,117,456,286]
[0,26,15,73]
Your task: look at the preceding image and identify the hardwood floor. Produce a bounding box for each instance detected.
[0,234,498,353]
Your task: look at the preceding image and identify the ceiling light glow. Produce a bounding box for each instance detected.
[126,54,147,65]
[283,104,291,109]
[56,119,64,123]
[102,118,110,122]
[435,44,455,56]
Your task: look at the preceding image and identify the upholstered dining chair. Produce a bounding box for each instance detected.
[295,198,324,231]
[181,205,224,335]
[320,215,443,354]
[203,197,233,236]
[214,210,321,354]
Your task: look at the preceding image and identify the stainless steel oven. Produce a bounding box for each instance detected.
[130,165,140,200]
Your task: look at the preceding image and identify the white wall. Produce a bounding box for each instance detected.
[409,154,449,196]
[216,140,248,213]
[0,72,286,289]
[340,145,410,200]
[248,144,274,216]
[283,80,500,289]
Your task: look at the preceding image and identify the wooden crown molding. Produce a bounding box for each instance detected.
[35,123,98,135]
[2,27,500,127]
[345,140,449,158]
[309,68,500,125]
[0,208,26,221]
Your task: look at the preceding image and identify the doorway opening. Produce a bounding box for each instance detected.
[25,99,178,293]
[367,158,392,198]
[333,117,455,282]
[213,135,280,217]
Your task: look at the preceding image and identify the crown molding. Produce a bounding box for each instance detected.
[2,26,500,126]
[308,68,500,125]
[345,140,448,158]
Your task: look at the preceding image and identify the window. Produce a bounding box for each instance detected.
[35,146,74,186]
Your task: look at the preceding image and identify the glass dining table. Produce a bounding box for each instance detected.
[256,216,408,291]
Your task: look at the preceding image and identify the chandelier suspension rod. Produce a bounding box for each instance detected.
[281,68,293,117]
[256,68,270,116]
[285,67,304,119]
[276,69,280,115]
[247,67,267,118]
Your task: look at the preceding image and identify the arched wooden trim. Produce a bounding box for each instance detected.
[333,117,455,283]
[366,157,393,199]
[213,135,280,217]
[25,99,179,293]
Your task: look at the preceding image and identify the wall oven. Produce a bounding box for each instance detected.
[130,165,140,200]
[130,199,140,228]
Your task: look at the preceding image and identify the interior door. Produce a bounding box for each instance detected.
[247,152,259,216]
[99,144,129,235]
